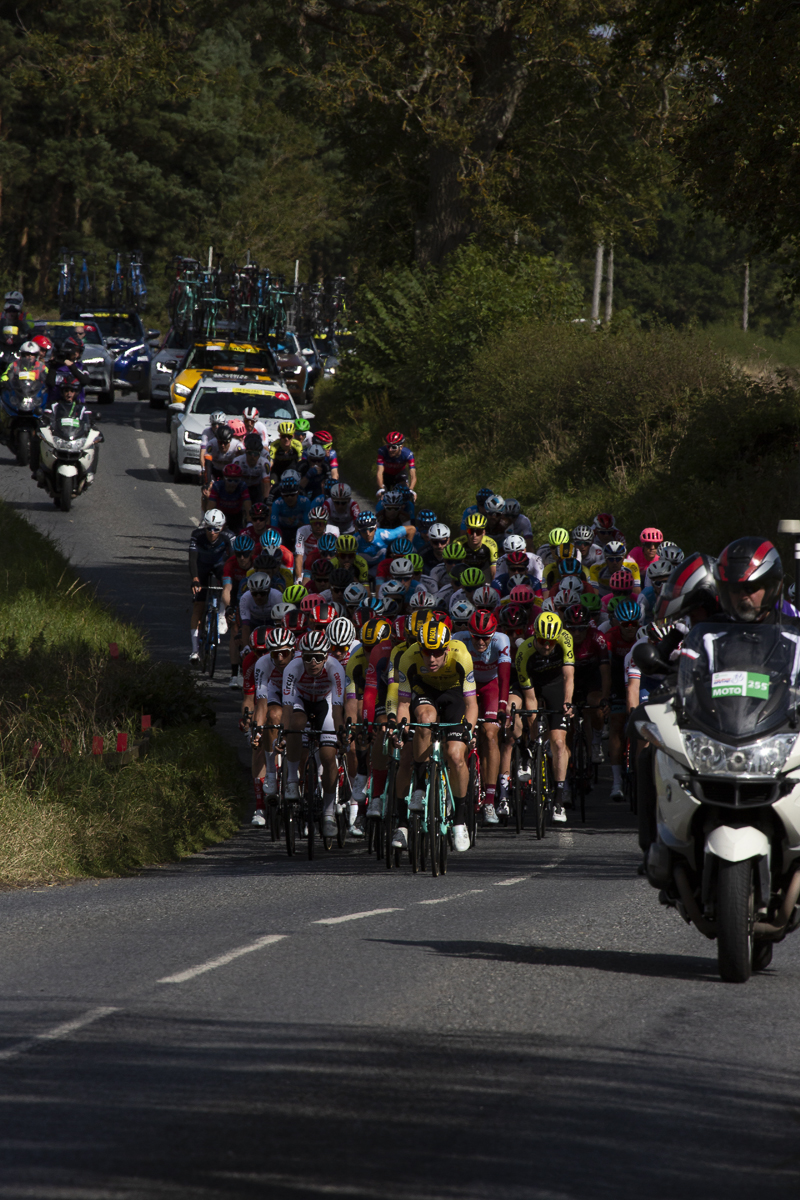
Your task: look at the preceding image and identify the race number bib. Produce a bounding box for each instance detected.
[711,670,769,699]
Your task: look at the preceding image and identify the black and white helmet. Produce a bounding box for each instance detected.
[646,557,673,587]
[450,599,475,622]
[266,626,296,651]
[300,629,330,656]
[343,582,366,606]
[270,601,296,622]
[408,589,436,610]
[428,522,450,541]
[248,571,272,597]
[503,499,521,518]
[202,508,226,531]
[329,482,352,502]
[571,524,594,545]
[503,534,526,554]
[382,489,404,508]
[381,580,407,599]
[329,616,356,646]
[472,585,500,610]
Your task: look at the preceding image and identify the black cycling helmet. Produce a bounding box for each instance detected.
[217,424,233,445]
[656,553,718,622]
[62,333,84,359]
[243,432,262,454]
[715,536,783,623]
[329,566,355,589]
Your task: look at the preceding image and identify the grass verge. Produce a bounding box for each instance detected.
[0,501,243,885]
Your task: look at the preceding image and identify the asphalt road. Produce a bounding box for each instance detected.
[1,394,799,1199]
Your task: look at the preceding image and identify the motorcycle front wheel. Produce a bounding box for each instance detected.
[59,474,72,513]
[16,429,30,466]
[716,858,754,983]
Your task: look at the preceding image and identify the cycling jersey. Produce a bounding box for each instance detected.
[453,631,511,712]
[241,647,261,698]
[254,652,285,702]
[396,640,476,701]
[344,645,370,701]
[269,437,303,476]
[270,495,313,534]
[588,558,642,594]
[362,638,395,722]
[456,533,498,573]
[204,435,244,473]
[504,512,533,541]
[331,553,370,584]
[515,630,575,690]
[282,656,346,704]
[221,553,250,590]
[295,522,339,559]
[324,497,360,533]
[232,451,270,490]
[239,588,285,625]
[189,528,234,577]
[355,525,408,569]
[384,642,409,718]
[207,479,250,516]
[573,627,609,666]
[377,445,414,482]
[496,552,544,581]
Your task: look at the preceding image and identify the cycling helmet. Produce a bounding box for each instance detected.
[470,609,498,637]
[500,603,527,631]
[659,544,684,566]
[242,406,260,421]
[539,597,556,614]
[248,571,272,596]
[472,585,500,610]
[223,462,243,479]
[603,540,626,559]
[279,470,300,495]
[317,533,337,555]
[484,494,505,516]
[581,592,602,614]
[381,580,407,599]
[243,433,263,454]
[32,334,53,353]
[616,599,641,624]
[534,611,563,641]
[300,593,320,614]
[548,527,570,547]
[503,534,526,554]
[233,534,255,555]
[253,552,279,573]
[19,340,39,357]
[443,543,467,563]
[450,599,475,623]
[329,482,352,502]
[392,615,407,642]
[389,556,414,579]
[4,290,23,308]
[308,504,328,521]
[417,509,437,528]
[715,537,783,622]
[284,583,308,605]
[656,553,718,622]
[216,424,233,445]
[564,602,588,627]
[385,431,405,445]
[640,527,664,545]
[646,558,673,588]
[255,530,278,555]
[306,444,327,462]
[329,567,354,589]
[428,522,450,542]
[209,410,226,426]
[476,487,493,504]
[460,567,485,588]
[314,429,333,446]
[311,558,333,579]
[295,417,311,433]
[609,568,634,593]
[593,512,616,531]
[408,610,432,640]
[250,502,269,522]
[408,589,436,611]
[571,524,594,547]
[466,512,487,531]
[419,620,451,651]
[336,534,358,554]
[503,499,521,518]
[266,626,296,651]
[362,596,386,615]
[556,578,584,606]
[360,617,392,648]
[509,585,538,605]
[300,629,330,656]
[312,601,335,626]
[506,550,529,571]
[329,616,356,646]
[558,556,583,578]
[62,333,84,358]
[388,537,414,557]
[278,420,296,436]
[285,610,309,635]
[408,554,424,573]
[59,374,79,392]
[202,508,226,531]
[356,511,377,529]
[249,625,270,654]
[343,582,366,605]
[381,489,404,509]
[270,601,295,623]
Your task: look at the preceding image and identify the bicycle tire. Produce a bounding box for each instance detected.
[534,742,547,840]
[409,813,421,874]
[429,762,441,878]
[283,773,296,857]
[511,744,523,834]
[336,761,350,848]
[304,757,317,860]
[466,756,478,846]
[384,759,398,870]
[269,799,280,842]
[206,613,218,680]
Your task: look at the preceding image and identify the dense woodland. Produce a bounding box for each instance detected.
[1,1,799,331]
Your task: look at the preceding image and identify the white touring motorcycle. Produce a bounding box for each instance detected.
[37,411,103,512]
[638,621,800,982]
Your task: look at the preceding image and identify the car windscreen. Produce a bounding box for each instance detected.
[266,335,298,356]
[191,388,295,419]
[186,344,278,373]
[38,324,103,347]
[89,315,142,340]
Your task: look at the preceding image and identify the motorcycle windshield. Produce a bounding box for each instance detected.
[54,416,84,440]
[678,622,800,739]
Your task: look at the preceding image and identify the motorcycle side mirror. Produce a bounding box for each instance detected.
[633,641,670,675]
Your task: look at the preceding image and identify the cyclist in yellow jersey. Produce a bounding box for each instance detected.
[456,512,498,579]
[588,539,641,596]
[515,610,575,823]
[393,620,478,853]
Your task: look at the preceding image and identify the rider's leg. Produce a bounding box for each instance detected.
[550,728,569,784]
[444,735,469,826]
[283,706,308,794]
[609,711,626,797]
[190,598,204,656]
[480,720,500,811]
[497,696,522,805]
[264,703,282,797]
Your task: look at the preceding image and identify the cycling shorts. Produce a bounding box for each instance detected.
[574,663,602,696]
[538,677,569,733]
[610,657,627,714]
[476,677,500,722]
[193,567,223,604]
[410,687,467,740]
[291,695,338,747]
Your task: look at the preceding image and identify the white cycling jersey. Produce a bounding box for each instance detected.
[282,656,346,704]
[505,512,533,540]
[254,653,284,702]
[204,435,244,470]
[496,551,544,580]
[453,630,511,684]
[239,588,284,625]
[232,451,270,488]
[295,522,339,557]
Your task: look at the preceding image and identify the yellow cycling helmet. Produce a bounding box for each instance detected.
[408,609,432,640]
[556,541,575,561]
[419,619,451,652]
[361,617,392,648]
[336,534,358,554]
[534,610,563,641]
[548,527,570,547]
[466,512,487,530]
[284,583,308,605]
[460,567,485,589]
[442,543,467,562]
[278,420,296,436]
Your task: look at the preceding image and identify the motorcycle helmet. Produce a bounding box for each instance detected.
[715,537,784,623]
[656,553,718,622]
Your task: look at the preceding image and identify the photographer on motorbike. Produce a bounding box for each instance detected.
[31,374,98,484]
[46,333,90,398]
[1,291,34,339]
[1,340,45,388]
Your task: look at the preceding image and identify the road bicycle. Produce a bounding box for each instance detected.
[77,254,94,306]
[56,249,73,308]
[528,708,557,840]
[199,580,223,679]
[405,720,468,878]
[566,698,603,824]
[108,251,125,310]
[128,251,147,311]
[505,704,530,835]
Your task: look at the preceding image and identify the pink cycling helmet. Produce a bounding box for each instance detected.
[640,527,664,545]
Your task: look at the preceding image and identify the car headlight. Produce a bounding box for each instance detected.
[156,361,173,374]
[681,730,798,778]
[325,366,336,375]
[183,429,202,444]
[83,357,104,365]
[173,383,191,397]
[293,364,304,374]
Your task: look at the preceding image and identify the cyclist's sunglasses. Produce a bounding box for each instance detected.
[421,646,445,657]
[535,636,557,646]
[302,652,327,663]
[605,554,625,563]
[619,620,639,628]
[310,518,327,526]
[337,552,355,560]
[271,647,293,657]
[472,632,492,642]
[430,538,449,546]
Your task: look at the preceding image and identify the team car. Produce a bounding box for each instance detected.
[33,319,115,404]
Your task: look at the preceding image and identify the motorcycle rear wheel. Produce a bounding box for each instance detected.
[716,858,754,983]
[59,474,72,513]
[15,429,30,466]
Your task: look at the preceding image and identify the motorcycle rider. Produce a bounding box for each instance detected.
[30,335,92,479]
[713,537,789,625]
[1,291,34,339]
[1,340,45,387]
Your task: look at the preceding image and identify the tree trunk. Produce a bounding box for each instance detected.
[416,145,475,266]
[591,243,604,324]
[743,261,750,331]
[604,242,614,325]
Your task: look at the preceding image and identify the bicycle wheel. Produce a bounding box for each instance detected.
[282,773,296,857]
[269,798,280,842]
[572,723,588,824]
[304,758,317,860]
[428,763,441,878]
[511,744,523,834]
[383,758,398,869]
[466,755,478,846]
[336,762,350,849]
[409,812,422,874]
[534,742,547,840]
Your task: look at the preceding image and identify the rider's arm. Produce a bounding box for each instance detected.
[376,462,385,491]
[562,663,575,708]
[408,465,417,492]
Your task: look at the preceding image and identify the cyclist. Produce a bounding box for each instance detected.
[251,626,297,822]
[202,462,252,534]
[377,488,415,532]
[354,511,410,580]
[294,505,338,581]
[240,569,284,644]
[588,513,625,565]
[502,499,534,549]
[515,610,575,822]
[325,481,360,533]
[563,602,610,764]
[188,509,233,662]
[483,494,507,543]
[311,429,340,480]
[376,430,416,497]
[300,443,335,500]
[343,616,390,816]
[604,597,642,799]
[281,629,346,837]
[375,535,414,583]
[447,565,488,613]
[302,532,338,583]
[640,556,673,622]
[202,423,243,486]
[241,405,270,446]
[457,512,498,579]
[270,471,313,548]
[393,618,478,854]
[453,609,511,824]
[628,527,664,576]
[588,540,642,596]
[220,533,255,680]
[460,487,494,531]
[496,535,544,583]
[199,410,228,457]
[422,521,452,581]
[270,420,304,482]
[331,532,370,585]
[233,432,271,503]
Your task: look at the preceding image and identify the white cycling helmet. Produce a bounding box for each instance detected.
[450,598,475,622]
[556,578,584,607]
[19,340,39,356]
[503,499,521,517]
[343,582,366,606]
[248,571,272,596]
[503,534,526,554]
[484,494,505,515]
[270,601,296,622]
[660,543,684,566]
[472,584,500,610]
[210,410,226,426]
[243,406,260,420]
[329,482,352,502]
[329,616,356,646]
[646,557,673,587]
[389,556,414,579]
[202,508,226,531]
[428,522,450,541]
[540,596,556,612]
[381,579,407,599]
[408,589,436,610]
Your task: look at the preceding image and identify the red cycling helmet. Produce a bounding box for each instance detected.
[32,334,53,353]
[506,550,529,570]
[509,585,537,606]
[314,429,333,446]
[469,609,498,637]
[284,610,308,634]
[564,603,588,627]
[392,615,407,643]
[300,595,319,614]
[311,558,333,579]
[249,625,270,654]
[312,601,335,627]
[609,568,634,593]
[640,527,664,545]
[385,431,405,446]
[500,603,528,630]
[250,503,269,521]
[224,462,243,478]
[432,610,453,631]
[593,512,616,531]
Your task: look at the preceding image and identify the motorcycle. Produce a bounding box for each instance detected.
[637,621,800,983]
[36,410,103,512]
[0,369,46,465]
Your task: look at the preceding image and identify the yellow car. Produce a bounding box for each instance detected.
[169,341,280,412]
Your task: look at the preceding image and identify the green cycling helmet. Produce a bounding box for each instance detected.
[443,543,467,562]
[548,526,570,547]
[461,567,485,588]
[295,418,311,433]
[284,583,308,605]
[581,591,601,613]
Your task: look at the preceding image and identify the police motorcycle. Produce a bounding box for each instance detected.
[0,342,47,465]
[35,381,103,513]
[636,539,800,983]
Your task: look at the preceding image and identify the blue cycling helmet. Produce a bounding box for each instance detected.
[476,487,493,504]
[317,533,337,554]
[616,599,640,624]
[417,509,436,527]
[233,534,255,554]
[260,528,282,552]
[356,510,377,529]
[389,537,413,556]
[362,596,385,614]
[558,556,583,578]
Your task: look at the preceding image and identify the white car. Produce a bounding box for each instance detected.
[167,374,309,483]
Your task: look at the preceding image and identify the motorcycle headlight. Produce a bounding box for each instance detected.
[156,361,173,374]
[682,731,798,778]
[183,429,202,444]
[293,364,304,374]
[52,436,78,450]
[83,357,104,365]
[173,383,191,397]
[325,366,336,376]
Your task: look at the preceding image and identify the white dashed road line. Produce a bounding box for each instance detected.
[417,889,484,905]
[158,934,287,984]
[0,1006,119,1063]
[137,437,150,459]
[164,487,186,509]
[494,877,527,887]
[314,908,401,926]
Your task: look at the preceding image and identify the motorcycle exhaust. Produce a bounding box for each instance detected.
[753,869,800,940]
[674,865,717,939]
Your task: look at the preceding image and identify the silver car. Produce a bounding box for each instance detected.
[33,320,115,404]
[149,325,191,409]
